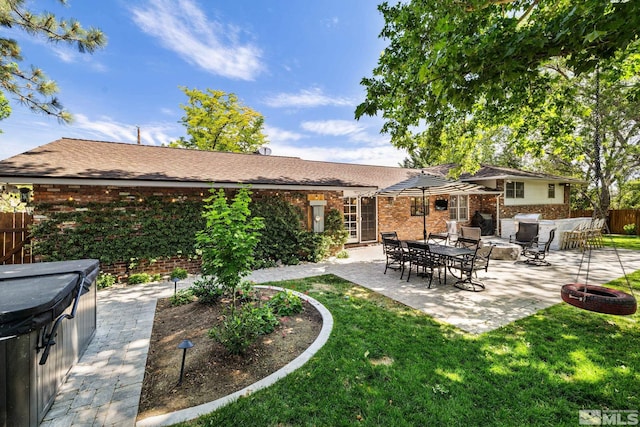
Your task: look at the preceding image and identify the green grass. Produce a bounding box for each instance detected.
[603,234,640,251]
[178,272,640,427]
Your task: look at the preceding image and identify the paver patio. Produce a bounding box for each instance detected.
[39,243,639,426]
[249,243,640,334]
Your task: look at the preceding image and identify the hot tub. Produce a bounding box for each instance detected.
[0,259,99,427]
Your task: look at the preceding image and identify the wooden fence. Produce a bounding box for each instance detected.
[570,209,640,235]
[0,211,33,264]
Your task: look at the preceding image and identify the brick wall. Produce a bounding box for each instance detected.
[32,184,345,278]
[497,182,572,220]
[376,184,571,241]
[378,195,450,241]
[101,257,203,281]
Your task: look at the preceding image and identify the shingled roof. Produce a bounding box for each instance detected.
[422,164,584,184]
[0,138,424,190]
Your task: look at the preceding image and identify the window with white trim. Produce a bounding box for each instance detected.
[449,195,468,221]
[505,181,524,198]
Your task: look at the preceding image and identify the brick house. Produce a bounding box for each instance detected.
[0,138,582,272]
[422,164,581,221]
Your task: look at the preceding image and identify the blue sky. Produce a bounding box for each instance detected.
[0,0,409,166]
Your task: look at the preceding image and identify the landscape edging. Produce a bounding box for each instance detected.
[136,285,333,427]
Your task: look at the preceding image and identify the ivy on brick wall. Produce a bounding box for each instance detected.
[31,197,205,264]
[31,193,342,268]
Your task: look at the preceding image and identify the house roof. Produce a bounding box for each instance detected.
[422,164,585,184]
[0,138,424,191]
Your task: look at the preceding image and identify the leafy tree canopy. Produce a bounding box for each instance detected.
[170,87,268,153]
[0,92,10,125]
[0,0,106,124]
[357,0,640,173]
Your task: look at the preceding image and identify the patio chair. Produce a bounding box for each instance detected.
[452,244,495,292]
[380,231,399,254]
[380,231,399,241]
[382,237,407,278]
[460,226,481,241]
[509,222,539,253]
[427,232,448,245]
[455,237,481,250]
[523,228,556,266]
[405,241,444,286]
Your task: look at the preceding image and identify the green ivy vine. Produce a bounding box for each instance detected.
[30,197,205,264]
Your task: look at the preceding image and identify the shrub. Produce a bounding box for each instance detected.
[191,277,224,304]
[235,280,258,302]
[323,208,349,256]
[336,249,349,259]
[296,231,326,262]
[252,304,279,335]
[249,197,307,268]
[209,303,274,355]
[268,290,304,317]
[170,267,188,280]
[96,272,116,289]
[127,272,152,285]
[623,223,637,235]
[170,288,195,306]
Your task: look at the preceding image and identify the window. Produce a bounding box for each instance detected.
[410,197,428,216]
[449,195,468,221]
[548,184,555,198]
[505,181,524,198]
[342,197,358,240]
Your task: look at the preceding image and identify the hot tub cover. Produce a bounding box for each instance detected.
[0,259,99,338]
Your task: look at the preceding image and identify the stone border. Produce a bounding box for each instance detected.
[136,286,333,426]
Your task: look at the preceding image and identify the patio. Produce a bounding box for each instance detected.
[248,243,640,334]
[37,242,639,426]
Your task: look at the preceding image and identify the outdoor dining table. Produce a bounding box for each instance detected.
[405,240,474,284]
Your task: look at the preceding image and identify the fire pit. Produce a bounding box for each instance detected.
[0,259,99,427]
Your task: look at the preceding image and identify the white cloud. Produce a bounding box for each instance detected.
[263,125,304,142]
[131,0,263,81]
[267,140,406,167]
[299,119,389,147]
[263,88,354,108]
[322,17,339,28]
[265,119,406,166]
[70,114,181,146]
[301,120,363,136]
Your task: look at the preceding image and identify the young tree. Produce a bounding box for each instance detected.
[171,87,268,153]
[196,187,264,297]
[0,0,106,124]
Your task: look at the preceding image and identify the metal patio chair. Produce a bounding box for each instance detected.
[382,237,407,278]
[523,228,556,266]
[509,222,539,253]
[427,232,449,245]
[452,244,495,292]
[405,241,444,286]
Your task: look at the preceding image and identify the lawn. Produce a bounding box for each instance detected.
[178,270,640,427]
[603,234,640,251]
